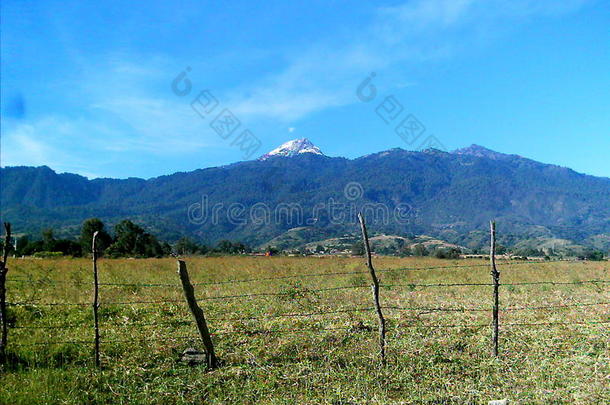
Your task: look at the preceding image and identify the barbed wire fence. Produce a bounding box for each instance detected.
[1,219,609,368]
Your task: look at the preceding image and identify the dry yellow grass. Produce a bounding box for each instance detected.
[1,256,609,404]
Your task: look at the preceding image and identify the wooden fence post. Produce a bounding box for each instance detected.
[490,221,500,357]
[92,231,101,368]
[358,213,387,365]
[177,260,219,369]
[0,223,12,360]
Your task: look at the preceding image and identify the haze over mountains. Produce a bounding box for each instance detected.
[1,140,609,253]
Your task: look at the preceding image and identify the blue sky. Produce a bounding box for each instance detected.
[1,0,609,179]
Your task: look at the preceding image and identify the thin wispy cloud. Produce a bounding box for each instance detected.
[377,0,590,31]
[1,117,103,177]
[2,57,224,177]
[226,0,591,122]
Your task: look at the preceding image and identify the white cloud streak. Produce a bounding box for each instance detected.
[227,0,591,122]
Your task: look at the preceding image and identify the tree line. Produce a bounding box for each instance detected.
[0,218,252,258]
[1,218,604,260]
[350,240,605,260]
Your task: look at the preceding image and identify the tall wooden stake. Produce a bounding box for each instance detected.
[0,223,12,360]
[358,213,386,365]
[490,221,500,357]
[92,231,101,368]
[177,260,218,369]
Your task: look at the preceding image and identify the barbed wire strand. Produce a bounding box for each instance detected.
[393,320,610,329]
[5,259,589,288]
[5,285,371,307]
[502,302,610,311]
[10,325,371,346]
[10,307,376,329]
[10,319,609,346]
[10,301,609,330]
[502,280,609,286]
[383,282,492,288]
[384,301,610,313]
[383,280,609,288]
[7,278,608,307]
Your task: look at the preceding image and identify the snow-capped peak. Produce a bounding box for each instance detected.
[259,138,324,160]
[452,144,516,160]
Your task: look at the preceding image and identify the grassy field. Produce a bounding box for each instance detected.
[1,256,608,404]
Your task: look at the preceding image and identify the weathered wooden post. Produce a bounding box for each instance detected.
[177,260,219,369]
[490,221,500,357]
[0,223,12,360]
[92,231,101,368]
[358,213,387,365]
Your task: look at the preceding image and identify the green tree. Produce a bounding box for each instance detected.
[581,249,604,261]
[412,244,428,257]
[514,247,544,257]
[351,241,365,256]
[161,242,172,256]
[107,220,165,258]
[400,246,413,257]
[175,237,200,255]
[53,239,82,257]
[21,240,44,255]
[433,247,461,259]
[214,240,251,254]
[216,240,235,254]
[42,228,56,251]
[266,245,279,256]
[15,235,30,256]
[80,218,112,254]
[198,244,210,255]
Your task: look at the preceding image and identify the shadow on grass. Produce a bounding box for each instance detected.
[1,344,90,371]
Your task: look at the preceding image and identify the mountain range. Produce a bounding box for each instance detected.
[1,139,609,253]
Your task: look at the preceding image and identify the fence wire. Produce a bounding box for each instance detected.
[5,259,588,288]
[10,319,609,347]
[7,279,607,307]
[9,301,608,331]
[5,259,609,356]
